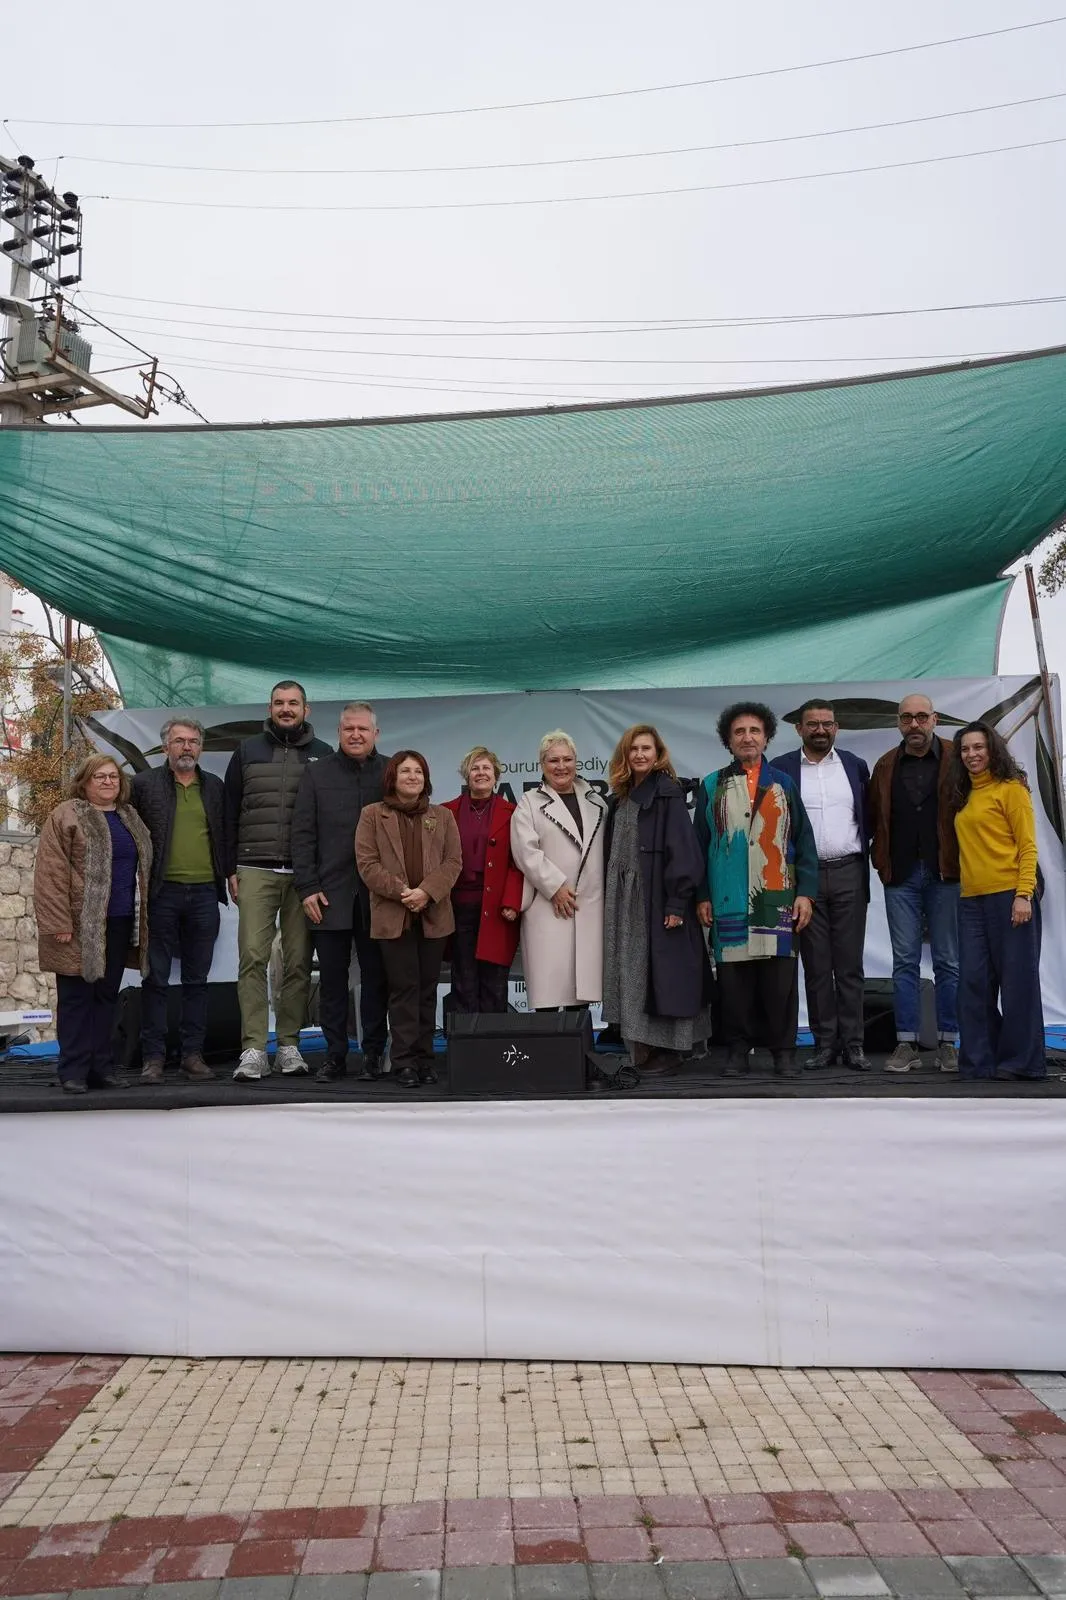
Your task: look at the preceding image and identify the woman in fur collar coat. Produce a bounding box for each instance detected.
[35,754,153,1093]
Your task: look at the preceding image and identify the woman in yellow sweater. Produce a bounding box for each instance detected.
[949,721,1045,1080]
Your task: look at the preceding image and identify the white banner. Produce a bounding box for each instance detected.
[3,1099,1065,1364]
[90,676,1066,1026]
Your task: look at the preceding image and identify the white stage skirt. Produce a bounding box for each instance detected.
[2,1099,1063,1368]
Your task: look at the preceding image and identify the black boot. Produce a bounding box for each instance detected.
[395,1065,421,1088]
[315,1055,348,1083]
[418,1060,439,1086]
[354,1050,386,1081]
[772,1049,800,1079]
[722,1048,751,1078]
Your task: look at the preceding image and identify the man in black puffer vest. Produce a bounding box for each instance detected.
[224,680,332,1081]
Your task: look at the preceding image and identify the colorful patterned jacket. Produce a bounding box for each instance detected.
[693,757,819,963]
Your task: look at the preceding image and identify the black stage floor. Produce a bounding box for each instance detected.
[2,1046,1064,1112]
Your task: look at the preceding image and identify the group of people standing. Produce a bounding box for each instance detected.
[33,680,1047,1091]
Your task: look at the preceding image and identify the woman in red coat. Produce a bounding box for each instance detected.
[443,746,523,1013]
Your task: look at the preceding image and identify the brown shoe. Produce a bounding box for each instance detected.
[140,1057,165,1083]
[181,1053,215,1081]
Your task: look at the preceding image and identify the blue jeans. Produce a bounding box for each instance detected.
[958,891,1045,1078]
[883,863,960,1041]
[141,882,221,1058]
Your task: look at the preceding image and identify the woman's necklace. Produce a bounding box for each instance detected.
[468,794,493,817]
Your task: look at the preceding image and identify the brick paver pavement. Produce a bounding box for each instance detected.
[2,1358,1066,1597]
[2,1360,1004,1526]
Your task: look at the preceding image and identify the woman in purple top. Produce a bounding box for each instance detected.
[34,755,153,1093]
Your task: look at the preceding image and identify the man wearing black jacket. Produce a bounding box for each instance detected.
[131,717,228,1082]
[224,680,332,1081]
[291,702,390,1081]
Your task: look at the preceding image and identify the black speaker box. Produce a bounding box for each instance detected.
[862,976,937,1051]
[447,1009,593,1095]
[113,982,243,1069]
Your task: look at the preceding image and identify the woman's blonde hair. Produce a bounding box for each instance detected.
[607,724,676,798]
[538,729,577,766]
[458,745,502,783]
[68,752,131,806]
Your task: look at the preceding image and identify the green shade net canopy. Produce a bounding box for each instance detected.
[2,348,1066,708]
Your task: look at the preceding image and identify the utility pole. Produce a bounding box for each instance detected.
[1,152,161,775]
[0,152,158,424]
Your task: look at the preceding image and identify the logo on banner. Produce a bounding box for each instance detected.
[502,1044,531,1066]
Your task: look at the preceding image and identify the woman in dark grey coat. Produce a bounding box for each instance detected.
[602,725,714,1075]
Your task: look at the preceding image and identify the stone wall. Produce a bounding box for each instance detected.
[0,833,57,1039]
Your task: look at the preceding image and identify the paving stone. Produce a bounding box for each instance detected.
[143,1584,223,1600]
[71,1589,149,1600]
[854,1524,936,1559]
[731,1558,817,1598]
[514,1563,592,1599]
[660,1561,740,1599]
[588,1564,666,1599]
[293,1580,369,1600]
[1018,1558,1066,1592]
[803,1558,890,1597]
[366,1575,441,1600]
[441,1566,516,1599]
[944,1558,1040,1595]
[219,1579,296,1600]
[920,1520,1006,1557]
[872,1557,966,1597]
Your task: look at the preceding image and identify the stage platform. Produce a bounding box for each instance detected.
[3,1038,1066,1369]
[2,1043,1065,1111]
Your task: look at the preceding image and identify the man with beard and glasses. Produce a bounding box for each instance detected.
[224,680,332,1081]
[132,718,228,1082]
[869,691,960,1074]
[774,700,872,1071]
[292,702,391,1082]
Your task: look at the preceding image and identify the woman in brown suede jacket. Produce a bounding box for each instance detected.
[34,754,152,1093]
[355,751,462,1088]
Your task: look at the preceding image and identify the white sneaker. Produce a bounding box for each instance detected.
[275,1044,309,1076]
[233,1048,269,1081]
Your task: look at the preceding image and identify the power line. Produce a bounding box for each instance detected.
[7,16,1063,129]
[112,348,930,402]
[76,292,1066,342]
[112,347,1003,392]
[23,91,1066,176]
[79,134,1066,212]
[82,290,1066,329]
[83,318,1009,366]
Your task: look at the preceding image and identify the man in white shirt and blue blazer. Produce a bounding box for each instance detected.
[773,698,872,1070]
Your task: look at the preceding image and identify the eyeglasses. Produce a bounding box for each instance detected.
[899,712,933,725]
[803,721,836,731]
[170,738,202,748]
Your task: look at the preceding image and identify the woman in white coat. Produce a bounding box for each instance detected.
[510,730,608,1009]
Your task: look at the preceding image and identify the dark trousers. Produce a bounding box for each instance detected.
[718,957,799,1052]
[56,915,133,1087]
[958,891,1045,1079]
[799,855,867,1051]
[380,925,446,1071]
[449,899,510,1014]
[141,882,221,1059]
[314,907,390,1061]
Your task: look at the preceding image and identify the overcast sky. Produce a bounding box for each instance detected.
[3,0,1066,679]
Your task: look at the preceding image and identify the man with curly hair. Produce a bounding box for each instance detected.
[694,701,818,1078]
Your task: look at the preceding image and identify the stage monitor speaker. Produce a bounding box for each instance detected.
[113,983,243,1069]
[863,977,937,1051]
[447,1009,593,1095]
